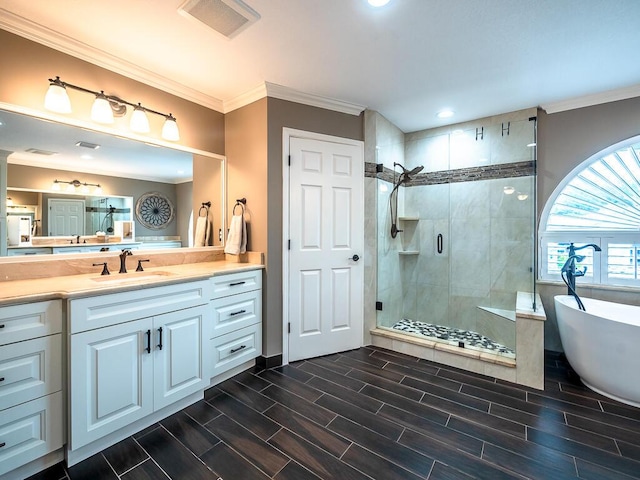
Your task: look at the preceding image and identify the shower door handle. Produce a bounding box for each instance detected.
[437,234,443,254]
[349,254,360,262]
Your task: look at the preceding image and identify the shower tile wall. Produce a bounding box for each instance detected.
[373,108,536,352]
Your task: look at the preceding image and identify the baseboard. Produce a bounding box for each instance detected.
[256,354,283,369]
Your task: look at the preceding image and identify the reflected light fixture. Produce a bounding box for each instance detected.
[44,76,180,141]
[517,193,529,201]
[503,186,515,195]
[51,179,102,195]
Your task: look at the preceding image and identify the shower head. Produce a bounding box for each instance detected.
[393,163,424,183]
[407,165,424,176]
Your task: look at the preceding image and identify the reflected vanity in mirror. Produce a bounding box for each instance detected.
[0,107,225,257]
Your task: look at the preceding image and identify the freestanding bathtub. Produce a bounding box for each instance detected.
[555,295,640,407]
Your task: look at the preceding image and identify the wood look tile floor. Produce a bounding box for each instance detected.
[28,347,640,480]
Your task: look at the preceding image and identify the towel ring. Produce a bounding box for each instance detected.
[199,201,211,217]
[233,202,245,215]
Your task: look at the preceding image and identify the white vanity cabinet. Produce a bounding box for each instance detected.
[67,280,211,457]
[209,269,262,378]
[0,300,64,478]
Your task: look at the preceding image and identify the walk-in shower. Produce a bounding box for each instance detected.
[374,110,537,359]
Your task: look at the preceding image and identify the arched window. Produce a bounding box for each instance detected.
[540,136,640,287]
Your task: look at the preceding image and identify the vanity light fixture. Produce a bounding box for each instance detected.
[6,197,13,206]
[51,179,103,195]
[44,76,180,141]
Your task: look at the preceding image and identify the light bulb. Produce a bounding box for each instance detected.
[94,185,103,195]
[162,114,180,141]
[130,103,150,133]
[44,77,72,113]
[51,181,61,191]
[91,92,114,124]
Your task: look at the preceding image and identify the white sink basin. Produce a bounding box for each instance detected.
[90,271,174,284]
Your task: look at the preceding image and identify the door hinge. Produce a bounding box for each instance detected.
[288,239,291,250]
[288,322,291,334]
[376,301,383,311]
[288,155,291,166]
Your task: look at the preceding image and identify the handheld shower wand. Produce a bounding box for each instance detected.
[389,163,425,238]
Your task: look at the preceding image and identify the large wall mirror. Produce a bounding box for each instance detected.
[0,107,225,257]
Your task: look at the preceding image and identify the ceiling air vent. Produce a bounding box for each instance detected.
[25,148,57,156]
[75,141,100,150]
[179,0,260,39]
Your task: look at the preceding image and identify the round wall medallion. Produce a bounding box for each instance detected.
[135,192,175,230]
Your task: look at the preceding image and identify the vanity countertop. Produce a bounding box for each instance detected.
[0,260,264,306]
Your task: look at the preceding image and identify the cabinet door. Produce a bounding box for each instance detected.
[153,305,210,410]
[69,318,153,450]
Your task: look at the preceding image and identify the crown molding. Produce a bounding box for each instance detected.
[222,83,268,113]
[0,9,225,113]
[541,83,640,114]
[223,82,366,116]
[264,82,366,116]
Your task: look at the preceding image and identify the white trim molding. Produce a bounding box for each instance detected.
[541,83,640,114]
[223,82,366,116]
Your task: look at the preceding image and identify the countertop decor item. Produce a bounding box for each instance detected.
[135,192,175,230]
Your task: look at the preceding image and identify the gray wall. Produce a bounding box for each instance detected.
[537,96,640,351]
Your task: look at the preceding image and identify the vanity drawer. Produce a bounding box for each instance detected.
[210,323,262,378]
[0,335,62,411]
[210,290,261,338]
[0,391,64,477]
[69,280,211,333]
[0,301,62,347]
[210,269,262,299]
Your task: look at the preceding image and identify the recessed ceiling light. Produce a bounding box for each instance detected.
[368,0,390,6]
[437,109,454,119]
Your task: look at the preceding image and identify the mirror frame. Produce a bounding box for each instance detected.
[0,102,226,258]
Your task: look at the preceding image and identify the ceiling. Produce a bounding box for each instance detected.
[2,0,640,133]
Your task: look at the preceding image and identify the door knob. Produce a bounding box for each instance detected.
[349,254,360,262]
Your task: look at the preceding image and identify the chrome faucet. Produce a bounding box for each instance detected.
[561,243,602,310]
[119,248,132,274]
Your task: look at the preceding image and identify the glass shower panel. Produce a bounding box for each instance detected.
[376,113,536,359]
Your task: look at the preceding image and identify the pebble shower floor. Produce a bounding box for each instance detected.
[391,318,516,357]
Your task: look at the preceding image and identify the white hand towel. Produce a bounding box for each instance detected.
[194,215,208,247]
[224,214,247,255]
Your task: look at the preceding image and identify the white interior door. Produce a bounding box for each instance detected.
[287,135,364,362]
[48,199,85,236]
